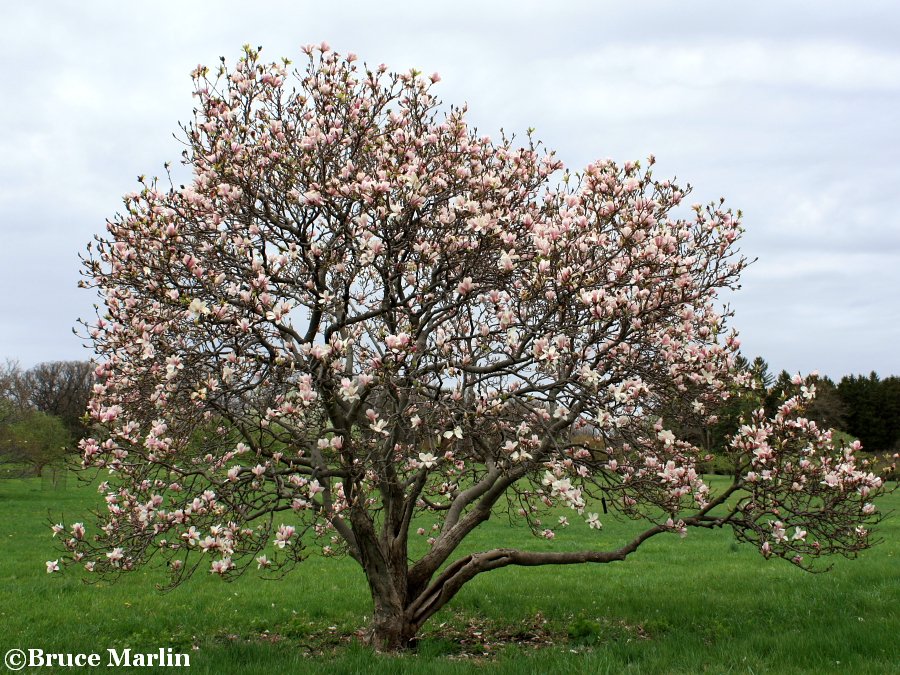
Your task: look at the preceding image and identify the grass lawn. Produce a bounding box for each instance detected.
[0,474,896,674]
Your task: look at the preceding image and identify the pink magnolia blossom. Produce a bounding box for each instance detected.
[210,558,232,575]
[274,525,296,549]
[384,333,411,352]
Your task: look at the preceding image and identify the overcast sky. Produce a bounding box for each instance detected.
[1,1,897,379]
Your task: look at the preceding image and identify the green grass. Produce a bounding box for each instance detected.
[0,475,897,674]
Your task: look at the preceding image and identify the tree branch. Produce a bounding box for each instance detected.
[407,524,666,627]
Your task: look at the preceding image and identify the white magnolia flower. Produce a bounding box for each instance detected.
[442,426,463,440]
[188,298,210,318]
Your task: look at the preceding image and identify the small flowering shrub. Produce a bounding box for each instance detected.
[54,44,886,650]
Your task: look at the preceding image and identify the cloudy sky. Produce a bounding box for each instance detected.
[1,1,897,379]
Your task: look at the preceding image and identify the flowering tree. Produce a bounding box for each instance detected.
[56,44,886,650]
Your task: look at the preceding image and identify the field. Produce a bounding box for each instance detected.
[0,475,897,674]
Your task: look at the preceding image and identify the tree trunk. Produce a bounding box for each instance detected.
[369,594,417,651]
[348,499,421,650]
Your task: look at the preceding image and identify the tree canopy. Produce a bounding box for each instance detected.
[55,44,887,650]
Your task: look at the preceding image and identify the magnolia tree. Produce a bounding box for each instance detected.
[55,44,885,650]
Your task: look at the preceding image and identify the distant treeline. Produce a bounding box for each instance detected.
[834,372,900,454]
[0,357,897,479]
[1,360,92,477]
